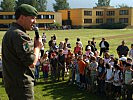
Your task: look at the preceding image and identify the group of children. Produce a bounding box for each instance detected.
[34,34,133,100]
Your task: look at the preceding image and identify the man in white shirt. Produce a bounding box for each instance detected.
[99,38,109,57]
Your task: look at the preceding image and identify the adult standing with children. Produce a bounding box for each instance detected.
[99,38,109,57]
[116,40,129,58]
[2,4,42,100]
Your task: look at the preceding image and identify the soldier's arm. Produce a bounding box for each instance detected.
[29,47,40,68]
[29,37,42,68]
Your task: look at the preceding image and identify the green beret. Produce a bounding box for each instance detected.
[16,4,38,16]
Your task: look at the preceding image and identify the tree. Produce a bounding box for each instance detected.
[0,0,16,11]
[117,4,130,8]
[15,0,47,11]
[96,0,110,6]
[53,0,70,12]
[16,0,33,7]
[36,0,47,11]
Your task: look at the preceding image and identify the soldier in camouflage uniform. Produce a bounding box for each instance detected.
[2,4,42,100]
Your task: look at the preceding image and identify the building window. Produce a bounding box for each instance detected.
[49,15,51,19]
[106,11,115,16]
[37,15,41,19]
[119,10,129,15]
[84,19,92,23]
[0,15,3,19]
[96,18,103,23]
[50,15,54,19]
[0,15,15,19]
[7,15,12,19]
[46,15,49,19]
[106,18,115,23]
[84,11,92,16]
[0,24,9,28]
[119,18,128,23]
[3,15,8,19]
[41,15,43,19]
[38,23,45,27]
[12,15,15,19]
[68,11,70,19]
[96,11,103,16]
[43,15,46,19]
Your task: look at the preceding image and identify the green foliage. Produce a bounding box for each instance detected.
[0,0,16,11]
[96,0,110,6]
[15,0,47,11]
[53,0,70,12]
[36,0,47,11]
[117,4,130,8]
[16,0,33,8]
[50,22,62,29]
[98,22,128,29]
[72,23,127,29]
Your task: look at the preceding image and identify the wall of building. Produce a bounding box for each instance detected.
[0,7,133,30]
[54,12,62,25]
[59,7,133,27]
[0,11,62,30]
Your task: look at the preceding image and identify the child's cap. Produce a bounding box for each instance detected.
[90,52,94,57]
[127,57,132,61]
[55,45,59,49]
[119,56,127,62]
[87,46,91,50]
[85,59,90,64]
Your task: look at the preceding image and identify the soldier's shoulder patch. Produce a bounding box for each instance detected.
[23,42,29,52]
[23,41,34,52]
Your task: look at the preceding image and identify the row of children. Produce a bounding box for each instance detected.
[34,45,132,100]
[38,33,133,99]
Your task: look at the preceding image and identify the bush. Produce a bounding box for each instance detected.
[69,22,128,29]
[49,22,61,30]
[98,22,128,29]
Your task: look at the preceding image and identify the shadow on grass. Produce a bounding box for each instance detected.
[41,81,106,100]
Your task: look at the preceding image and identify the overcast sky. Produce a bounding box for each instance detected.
[47,0,133,11]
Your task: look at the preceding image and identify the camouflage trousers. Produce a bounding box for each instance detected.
[5,82,34,100]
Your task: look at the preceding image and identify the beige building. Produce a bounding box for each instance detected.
[0,12,62,30]
[58,6,133,27]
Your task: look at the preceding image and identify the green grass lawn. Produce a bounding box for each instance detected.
[0,29,133,100]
